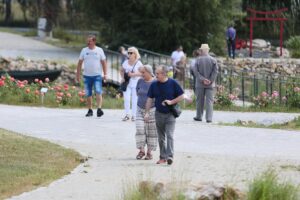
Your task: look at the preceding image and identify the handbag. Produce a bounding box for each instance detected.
[119,61,138,92]
[120,81,129,92]
[158,81,182,118]
[169,104,181,118]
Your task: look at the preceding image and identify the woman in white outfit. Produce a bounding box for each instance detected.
[121,47,143,121]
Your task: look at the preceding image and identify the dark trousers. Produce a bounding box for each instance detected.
[227,39,235,59]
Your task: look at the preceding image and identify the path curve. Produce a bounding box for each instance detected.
[0,104,299,200]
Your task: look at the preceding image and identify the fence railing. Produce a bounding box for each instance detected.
[103,46,300,106]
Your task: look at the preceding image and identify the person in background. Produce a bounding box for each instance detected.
[190,49,201,92]
[226,25,236,59]
[194,44,218,123]
[171,45,185,79]
[119,46,128,65]
[145,65,184,165]
[120,47,143,121]
[76,35,107,117]
[135,65,157,160]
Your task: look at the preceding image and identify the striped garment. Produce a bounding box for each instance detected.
[135,107,157,150]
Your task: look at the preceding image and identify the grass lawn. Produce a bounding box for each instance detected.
[220,116,300,131]
[0,129,82,200]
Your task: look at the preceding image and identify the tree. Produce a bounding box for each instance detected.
[79,0,242,55]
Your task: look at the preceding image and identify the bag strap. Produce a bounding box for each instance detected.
[131,61,139,73]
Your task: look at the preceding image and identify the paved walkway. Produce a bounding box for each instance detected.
[0,104,299,200]
[0,31,121,82]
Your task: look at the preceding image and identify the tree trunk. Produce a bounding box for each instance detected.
[4,0,11,23]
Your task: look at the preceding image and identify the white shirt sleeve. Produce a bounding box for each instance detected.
[79,48,85,60]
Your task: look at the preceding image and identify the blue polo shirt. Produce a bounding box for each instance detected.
[147,78,184,113]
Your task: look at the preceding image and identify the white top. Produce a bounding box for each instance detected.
[79,46,106,76]
[171,50,184,66]
[122,60,143,87]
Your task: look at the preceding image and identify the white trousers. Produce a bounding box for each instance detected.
[123,85,138,118]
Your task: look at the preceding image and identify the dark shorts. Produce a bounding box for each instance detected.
[83,75,102,97]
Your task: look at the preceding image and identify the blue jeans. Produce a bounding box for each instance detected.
[83,75,102,97]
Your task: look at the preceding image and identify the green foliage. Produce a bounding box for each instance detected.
[286,36,300,58]
[214,85,239,107]
[0,129,81,199]
[80,0,242,55]
[285,85,300,108]
[252,91,279,108]
[53,28,73,43]
[286,36,300,49]
[247,169,299,200]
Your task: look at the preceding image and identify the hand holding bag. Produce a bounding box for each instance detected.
[168,104,181,118]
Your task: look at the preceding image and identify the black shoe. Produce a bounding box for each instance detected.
[85,109,93,117]
[167,158,173,165]
[97,108,104,117]
[193,117,202,121]
[206,120,212,123]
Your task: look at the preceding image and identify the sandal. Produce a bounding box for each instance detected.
[156,159,166,164]
[136,151,145,160]
[122,115,130,121]
[144,153,153,160]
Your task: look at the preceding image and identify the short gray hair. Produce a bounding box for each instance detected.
[155,65,169,75]
[142,64,154,76]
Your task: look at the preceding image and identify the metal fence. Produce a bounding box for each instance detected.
[103,45,300,105]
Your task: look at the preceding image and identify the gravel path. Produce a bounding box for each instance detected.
[0,104,299,200]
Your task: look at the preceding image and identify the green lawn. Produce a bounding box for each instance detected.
[220,116,300,131]
[0,129,82,200]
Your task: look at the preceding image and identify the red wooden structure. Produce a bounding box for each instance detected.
[246,8,288,57]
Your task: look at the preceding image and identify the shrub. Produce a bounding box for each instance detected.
[284,85,300,108]
[214,85,238,107]
[247,169,299,200]
[252,91,279,108]
[286,36,300,58]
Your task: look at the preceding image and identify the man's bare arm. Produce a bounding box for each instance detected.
[76,60,83,82]
[101,60,108,80]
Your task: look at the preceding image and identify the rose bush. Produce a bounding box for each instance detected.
[214,85,239,107]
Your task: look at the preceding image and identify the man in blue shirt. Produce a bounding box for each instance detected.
[145,65,184,165]
[226,25,236,59]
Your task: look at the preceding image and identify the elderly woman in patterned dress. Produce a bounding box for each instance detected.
[135,65,157,160]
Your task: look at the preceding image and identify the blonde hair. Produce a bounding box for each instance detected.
[128,47,141,60]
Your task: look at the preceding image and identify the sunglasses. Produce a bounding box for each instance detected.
[128,52,134,55]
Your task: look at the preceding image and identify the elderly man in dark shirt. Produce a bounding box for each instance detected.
[194,44,218,123]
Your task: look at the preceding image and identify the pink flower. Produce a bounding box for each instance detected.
[45,77,50,83]
[78,91,85,97]
[35,90,40,95]
[228,94,236,101]
[64,84,69,91]
[56,96,62,101]
[272,91,279,98]
[25,88,30,93]
[294,87,300,93]
[1,76,6,80]
[80,98,85,103]
[66,93,72,98]
[0,80,4,87]
[282,96,287,101]
[261,91,268,97]
[19,84,25,88]
[22,80,28,85]
[10,77,15,82]
[34,78,39,83]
